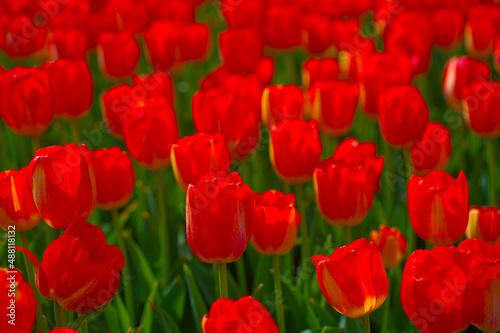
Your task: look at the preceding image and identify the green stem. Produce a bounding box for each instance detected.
[272,255,286,333]
[381,139,393,222]
[283,181,291,194]
[155,171,171,287]
[54,302,65,327]
[344,226,352,245]
[20,231,47,332]
[380,269,394,333]
[488,138,497,206]
[403,149,416,254]
[81,318,89,333]
[69,119,80,143]
[362,314,371,333]
[112,210,136,325]
[31,136,41,154]
[57,119,69,144]
[295,183,310,297]
[217,263,228,299]
[459,117,467,175]
[71,314,89,330]
[235,256,248,294]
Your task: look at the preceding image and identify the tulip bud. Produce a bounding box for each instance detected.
[301,13,333,54]
[97,32,141,78]
[466,206,500,244]
[410,122,452,176]
[264,5,302,49]
[48,29,88,60]
[261,84,304,128]
[463,80,500,138]
[464,4,500,58]
[302,57,339,89]
[369,225,407,269]
[219,28,264,74]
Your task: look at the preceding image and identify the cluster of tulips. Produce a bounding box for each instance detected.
[0,0,500,333]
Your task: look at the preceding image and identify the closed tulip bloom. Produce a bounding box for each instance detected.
[101,83,139,139]
[270,119,322,184]
[30,144,96,229]
[17,221,124,313]
[131,70,174,104]
[0,15,47,57]
[338,36,375,81]
[261,84,304,128]
[463,80,500,138]
[0,269,36,333]
[0,168,40,232]
[100,0,150,33]
[44,59,94,119]
[442,56,491,109]
[171,133,231,191]
[431,9,465,50]
[408,171,469,246]
[221,0,265,30]
[301,13,333,54]
[302,57,339,89]
[97,32,141,78]
[219,28,264,74]
[0,67,53,136]
[264,5,302,49]
[251,190,301,256]
[410,122,452,176]
[123,98,179,170]
[401,246,473,333]
[466,206,500,244]
[186,172,254,264]
[458,239,500,333]
[378,86,429,148]
[369,225,407,269]
[314,139,384,227]
[48,29,88,60]
[308,81,359,137]
[464,4,500,58]
[90,147,135,211]
[312,238,388,319]
[202,296,278,333]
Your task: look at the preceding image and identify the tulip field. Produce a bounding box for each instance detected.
[1,1,500,333]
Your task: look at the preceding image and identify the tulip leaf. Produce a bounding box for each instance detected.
[281,273,321,330]
[183,263,208,333]
[300,328,343,333]
[125,233,155,286]
[113,293,132,332]
[139,279,160,333]
[163,275,187,322]
[103,304,122,333]
[148,297,182,333]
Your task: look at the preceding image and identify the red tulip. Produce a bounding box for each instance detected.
[307,81,359,137]
[101,83,140,139]
[408,171,469,246]
[442,56,491,109]
[251,190,301,256]
[0,66,53,136]
[186,172,254,264]
[0,15,47,57]
[171,132,231,191]
[410,122,452,176]
[100,0,150,33]
[123,98,179,170]
[464,4,500,58]
[46,329,80,333]
[378,85,429,148]
[29,144,97,229]
[401,246,473,333]
[301,13,333,54]
[90,147,135,211]
[0,269,36,333]
[302,57,339,89]
[155,0,195,22]
[313,238,388,318]
[192,89,260,160]
[48,29,88,60]
[369,225,407,269]
[97,32,141,78]
[219,28,264,74]
[264,5,302,49]
[131,70,174,104]
[17,221,124,313]
[466,206,500,244]
[202,296,278,333]
[220,0,265,30]
[494,35,500,74]
[463,80,500,138]
[458,238,500,333]
[338,36,375,81]
[0,168,40,232]
[261,84,304,128]
[431,8,465,50]
[270,119,322,184]
[44,59,94,119]
[313,138,384,227]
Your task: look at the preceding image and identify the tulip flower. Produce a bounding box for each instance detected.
[264,5,302,49]
[0,168,40,232]
[186,172,254,264]
[0,269,36,333]
[89,147,135,211]
[202,296,278,333]
[458,239,500,333]
[101,83,140,139]
[378,85,429,148]
[463,80,500,138]
[123,98,179,170]
[261,84,304,128]
[312,238,388,319]
[270,119,322,184]
[97,32,141,78]
[369,225,407,270]
[48,29,88,61]
[251,190,301,256]
[313,139,384,227]
[0,15,47,57]
[192,89,260,159]
[16,221,124,312]
[131,70,174,104]
[100,0,150,33]
[401,246,473,333]
[220,0,265,30]
[464,4,500,58]
[431,9,465,50]
[407,171,469,246]
[154,0,195,22]
[442,56,491,109]
[219,28,264,74]
[338,36,375,81]
[0,66,54,136]
[44,59,94,119]
[410,122,452,176]
[30,144,96,229]
[307,81,359,137]
[302,57,339,89]
[171,132,231,192]
[301,13,333,54]
[494,35,500,73]
[466,206,500,244]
